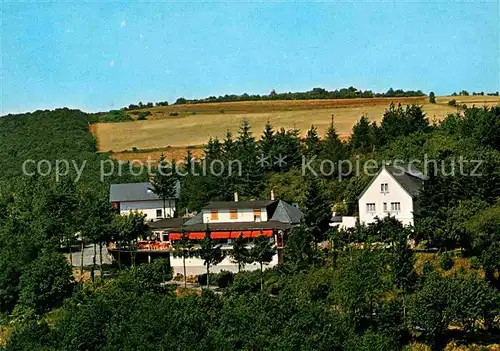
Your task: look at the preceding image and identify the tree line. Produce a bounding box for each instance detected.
[118,86,426,110]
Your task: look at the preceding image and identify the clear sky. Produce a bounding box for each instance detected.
[1,1,499,115]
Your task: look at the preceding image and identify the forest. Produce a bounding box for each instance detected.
[0,103,499,350]
[123,86,426,109]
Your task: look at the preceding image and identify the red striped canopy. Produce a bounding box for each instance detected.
[169,230,273,241]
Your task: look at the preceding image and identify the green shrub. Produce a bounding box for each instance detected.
[197,273,217,286]
[230,270,261,294]
[137,111,151,120]
[98,110,133,122]
[216,270,234,288]
[448,99,457,107]
[439,251,454,271]
[469,256,481,270]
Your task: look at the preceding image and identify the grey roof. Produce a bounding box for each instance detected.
[331,215,342,223]
[385,165,425,197]
[358,164,425,199]
[175,220,292,232]
[202,200,276,210]
[183,212,204,226]
[110,182,180,202]
[268,200,303,224]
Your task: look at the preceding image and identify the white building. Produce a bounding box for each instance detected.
[109,182,180,220]
[358,164,426,226]
[148,197,303,275]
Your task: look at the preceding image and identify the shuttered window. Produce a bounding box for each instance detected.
[253,208,262,222]
[230,209,238,220]
[210,210,218,220]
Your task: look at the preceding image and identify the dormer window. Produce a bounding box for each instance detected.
[380,183,388,193]
[230,209,238,220]
[253,208,262,222]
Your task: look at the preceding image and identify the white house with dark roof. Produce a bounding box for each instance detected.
[109,182,180,220]
[358,164,427,226]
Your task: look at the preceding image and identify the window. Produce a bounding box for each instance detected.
[230,209,238,220]
[253,208,262,222]
[380,183,389,193]
[156,209,162,218]
[391,202,401,212]
[366,203,376,212]
[210,210,219,220]
[383,202,387,212]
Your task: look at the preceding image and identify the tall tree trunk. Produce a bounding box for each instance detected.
[93,244,97,276]
[206,265,210,288]
[99,242,103,276]
[403,295,407,323]
[117,241,121,271]
[80,239,85,276]
[163,197,166,218]
[130,240,136,268]
[68,238,73,266]
[183,252,187,288]
[260,262,263,290]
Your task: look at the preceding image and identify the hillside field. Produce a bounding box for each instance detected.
[92,95,500,162]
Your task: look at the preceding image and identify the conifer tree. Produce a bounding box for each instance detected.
[205,137,222,161]
[320,116,345,169]
[235,119,262,197]
[150,154,178,218]
[349,115,375,153]
[302,178,332,243]
[305,125,321,157]
[284,225,316,272]
[223,130,235,158]
[260,121,275,161]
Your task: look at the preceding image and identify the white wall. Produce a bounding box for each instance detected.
[169,253,278,276]
[202,207,268,223]
[120,199,176,220]
[358,168,414,226]
[340,216,357,230]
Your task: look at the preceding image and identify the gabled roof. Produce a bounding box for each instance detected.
[268,200,303,224]
[202,200,276,210]
[358,164,426,200]
[385,165,425,197]
[110,182,180,202]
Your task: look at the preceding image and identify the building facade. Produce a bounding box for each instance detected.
[358,164,426,226]
[110,182,180,220]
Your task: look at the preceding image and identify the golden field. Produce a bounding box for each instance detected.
[92,95,500,162]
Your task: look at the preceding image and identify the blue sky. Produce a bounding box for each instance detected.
[1,1,498,114]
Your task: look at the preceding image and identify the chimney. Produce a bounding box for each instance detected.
[270,189,275,201]
[234,191,239,202]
